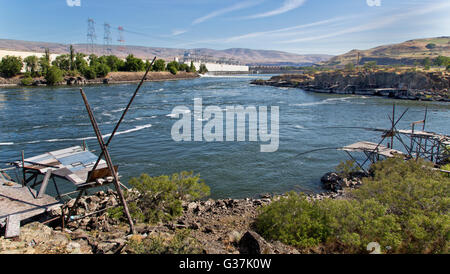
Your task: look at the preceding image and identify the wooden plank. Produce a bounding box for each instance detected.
[5,214,21,238]
[87,165,118,182]
[37,169,52,198]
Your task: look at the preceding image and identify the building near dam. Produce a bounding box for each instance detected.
[179,52,249,73]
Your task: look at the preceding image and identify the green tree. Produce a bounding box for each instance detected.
[166,61,179,75]
[363,61,377,71]
[198,64,208,74]
[124,54,145,72]
[434,56,450,67]
[0,55,23,78]
[95,63,110,78]
[423,57,432,70]
[425,43,436,50]
[179,63,189,72]
[152,59,166,72]
[83,66,97,79]
[52,54,71,71]
[74,53,88,74]
[45,66,63,85]
[105,55,124,71]
[39,48,51,75]
[69,45,75,71]
[189,61,196,73]
[24,55,39,76]
[345,62,355,72]
[110,171,210,224]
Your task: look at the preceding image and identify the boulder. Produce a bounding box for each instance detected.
[238,231,273,254]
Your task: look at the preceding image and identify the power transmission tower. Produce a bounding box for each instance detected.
[87,18,96,55]
[104,23,112,55]
[117,26,126,53]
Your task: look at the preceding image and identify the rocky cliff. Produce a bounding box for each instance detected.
[252,71,450,101]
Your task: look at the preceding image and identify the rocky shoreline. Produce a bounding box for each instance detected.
[0,172,362,254]
[251,71,450,102]
[0,71,200,88]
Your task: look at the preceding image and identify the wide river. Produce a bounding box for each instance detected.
[0,75,449,198]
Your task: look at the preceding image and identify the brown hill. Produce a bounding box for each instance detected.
[0,39,332,66]
[323,37,450,66]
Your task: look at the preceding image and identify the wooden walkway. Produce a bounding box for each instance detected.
[340,141,404,158]
[0,180,61,238]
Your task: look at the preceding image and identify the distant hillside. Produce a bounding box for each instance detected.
[323,37,450,66]
[0,39,332,66]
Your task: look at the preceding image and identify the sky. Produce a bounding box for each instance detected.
[0,0,449,55]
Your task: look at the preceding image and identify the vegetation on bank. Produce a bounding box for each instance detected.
[108,171,210,224]
[255,157,449,254]
[0,46,206,86]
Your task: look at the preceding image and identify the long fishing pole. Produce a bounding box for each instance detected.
[86,56,157,182]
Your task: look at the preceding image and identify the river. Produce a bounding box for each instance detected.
[0,75,449,198]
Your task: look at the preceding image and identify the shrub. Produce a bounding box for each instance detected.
[124,54,145,72]
[20,75,34,86]
[95,63,110,78]
[167,61,178,75]
[45,66,63,85]
[255,158,449,253]
[24,55,39,76]
[198,64,208,74]
[189,61,196,73]
[152,59,166,71]
[126,230,202,254]
[112,171,210,224]
[0,55,23,77]
[335,160,361,178]
[82,66,97,79]
[426,43,436,50]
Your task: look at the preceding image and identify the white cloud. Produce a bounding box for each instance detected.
[225,16,351,42]
[192,1,259,25]
[66,0,81,7]
[245,0,306,19]
[279,1,450,43]
[172,29,187,36]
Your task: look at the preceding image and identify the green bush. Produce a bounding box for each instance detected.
[0,55,23,77]
[198,64,208,74]
[20,75,34,86]
[127,229,202,254]
[45,66,64,85]
[95,63,110,78]
[152,59,166,72]
[83,66,97,79]
[124,54,145,72]
[167,61,178,75]
[112,171,210,224]
[255,157,449,253]
[335,160,361,178]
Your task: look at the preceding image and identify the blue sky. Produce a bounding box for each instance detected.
[0,0,449,55]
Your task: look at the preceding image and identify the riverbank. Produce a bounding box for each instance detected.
[0,178,355,254]
[0,71,200,88]
[251,70,450,102]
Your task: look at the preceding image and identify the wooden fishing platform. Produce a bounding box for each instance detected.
[340,141,404,158]
[0,180,61,238]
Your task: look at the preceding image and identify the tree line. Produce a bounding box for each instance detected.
[0,46,208,85]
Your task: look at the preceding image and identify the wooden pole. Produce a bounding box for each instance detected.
[86,56,157,183]
[21,150,25,187]
[80,89,135,234]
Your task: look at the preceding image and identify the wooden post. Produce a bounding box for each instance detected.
[21,150,25,187]
[80,89,135,234]
[86,56,157,182]
[37,169,52,198]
